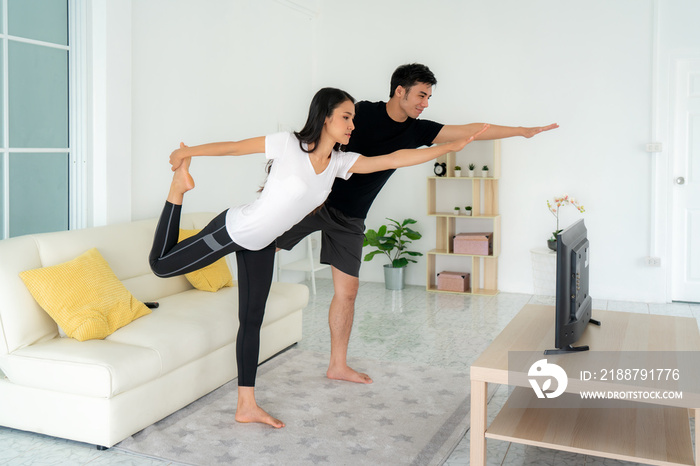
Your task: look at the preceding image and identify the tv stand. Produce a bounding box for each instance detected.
[544,318,602,354]
[543,343,590,355]
[470,305,700,466]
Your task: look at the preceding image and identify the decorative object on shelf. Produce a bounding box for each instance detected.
[454,165,462,177]
[437,271,470,292]
[433,162,447,177]
[464,206,472,216]
[546,194,585,251]
[363,218,423,290]
[454,232,493,256]
[454,206,461,215]
[426,140,501,296]
[482,165,490,177]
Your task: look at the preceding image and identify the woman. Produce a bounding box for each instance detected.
[150,88,487,428]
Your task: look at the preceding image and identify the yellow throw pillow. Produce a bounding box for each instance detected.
[19,248,151,341]
[179,229,234,292]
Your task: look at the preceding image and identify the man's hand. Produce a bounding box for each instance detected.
[521,123,559,138]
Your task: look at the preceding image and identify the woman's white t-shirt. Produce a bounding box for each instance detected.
[225,132,360,250]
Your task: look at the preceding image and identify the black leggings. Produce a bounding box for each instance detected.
[149,201,275,387]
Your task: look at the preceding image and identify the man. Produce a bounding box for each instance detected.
[276,63,558,384]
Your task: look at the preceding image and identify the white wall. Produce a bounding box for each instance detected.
[94,0,700,302]
[312,0,699,302]
[88,0,133,226]
[129,0,317,219]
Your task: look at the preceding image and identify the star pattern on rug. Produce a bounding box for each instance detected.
[339,427,361,437]
[260,445,284,454]
[116,349,470,465]
[305,453,329,464]
[348,443,372,455]
[302,419,318,428]
[215,452,238,463]
[392,433,413,443]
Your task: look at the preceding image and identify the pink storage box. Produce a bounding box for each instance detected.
[437,271,470,292]
[453,232,493,256]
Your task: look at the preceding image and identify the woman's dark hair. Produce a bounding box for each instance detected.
[294,87,355,153]
[260,87,355,192]
[389,63,437,98]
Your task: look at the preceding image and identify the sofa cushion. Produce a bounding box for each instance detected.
[0,281,307,398]
[19,249,151,341]
[264,281,309,323]
[0,338,161,398]
[32,219,161,281]
[0,235,58,355]
[0,213,221,356]
[105,282,307,382]
[106,288,239,376]
[178,229,234,292]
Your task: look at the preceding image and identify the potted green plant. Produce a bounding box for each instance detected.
[363,218,423,290]
[454,206,462,215]
[468,163,475,177]
[464,205,472,216]
[454,165,462,177]
[482,165,490,177]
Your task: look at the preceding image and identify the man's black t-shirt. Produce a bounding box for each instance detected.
[326,101,444,219]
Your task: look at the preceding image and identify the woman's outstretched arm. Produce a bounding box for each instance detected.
[349,124,489,174]
[169,136,266,170]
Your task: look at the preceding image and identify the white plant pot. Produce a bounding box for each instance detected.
[482,170,489,178]
[383,265,406,290]
[465,211,472,216]
[468,170,475,177]
[454,209,462,216]
[454,170,461,177]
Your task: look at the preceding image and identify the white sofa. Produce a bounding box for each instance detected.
[0,213,307,448]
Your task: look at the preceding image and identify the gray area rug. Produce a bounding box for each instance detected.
[115,349,470,465]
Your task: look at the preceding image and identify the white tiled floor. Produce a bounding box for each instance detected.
[1,279,698,465]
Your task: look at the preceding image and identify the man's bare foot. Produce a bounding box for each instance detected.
[235,404,285,428]
[327,364,373,384]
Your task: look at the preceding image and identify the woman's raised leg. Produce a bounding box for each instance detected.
[149,161,238,277]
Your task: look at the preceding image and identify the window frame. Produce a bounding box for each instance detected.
[0,0,86,239]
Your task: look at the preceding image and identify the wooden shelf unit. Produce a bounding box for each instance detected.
[426,141,501,295]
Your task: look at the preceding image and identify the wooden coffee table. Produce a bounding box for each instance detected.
[470,304,700,466]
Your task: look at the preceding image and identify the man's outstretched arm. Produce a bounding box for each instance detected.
[432,122,559,144]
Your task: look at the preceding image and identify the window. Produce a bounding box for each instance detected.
[0,0,84,239]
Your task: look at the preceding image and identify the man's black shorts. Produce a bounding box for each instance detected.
[275,205,365,277]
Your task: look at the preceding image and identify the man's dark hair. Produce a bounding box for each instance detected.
[389,63,437,98]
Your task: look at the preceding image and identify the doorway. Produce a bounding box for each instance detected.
[670,58,700,303]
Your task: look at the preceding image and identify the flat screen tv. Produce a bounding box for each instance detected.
[544,219,600,355]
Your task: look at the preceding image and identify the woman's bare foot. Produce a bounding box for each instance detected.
[235,387,285,428]
[166,159,195,205]
[327,363,373,384]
